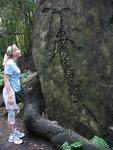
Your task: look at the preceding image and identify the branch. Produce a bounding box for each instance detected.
[17,0,34,30]
[0,32,30,38]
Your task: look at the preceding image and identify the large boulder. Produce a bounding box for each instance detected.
[32,0,113,140]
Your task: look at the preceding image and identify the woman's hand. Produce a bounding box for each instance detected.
[7,93,14,105]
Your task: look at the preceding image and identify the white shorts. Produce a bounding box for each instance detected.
[3,86,19,111]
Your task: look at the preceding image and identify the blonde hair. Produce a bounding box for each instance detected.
[2,54,9,66]
[2,44,18,66]
[7,44,18,57]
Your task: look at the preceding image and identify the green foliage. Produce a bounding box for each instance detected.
[21,70,32,82]
[62,135,113,150]
[0,0,37,67]
[62,141,82,150]
[90,136,110,150]
[62,142,71,150]
[0,71,4,87]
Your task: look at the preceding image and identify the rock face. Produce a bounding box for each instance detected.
[32,0,113,140]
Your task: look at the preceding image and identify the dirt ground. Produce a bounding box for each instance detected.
[0,112,57,150]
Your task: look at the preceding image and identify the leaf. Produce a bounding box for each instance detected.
[0,79,4,87]
[90,136,110,150]
[70,141,82,148]
[62,141,71,150]
[62,141,82,150]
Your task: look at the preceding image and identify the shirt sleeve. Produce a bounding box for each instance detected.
[4,63,13,75]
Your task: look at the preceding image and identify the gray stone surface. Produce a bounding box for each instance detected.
[32,0,113,141]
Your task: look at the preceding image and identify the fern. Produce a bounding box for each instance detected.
[62,141,82,150]
[90,136,110,150]
[70,141,82,148]
[62,135,113,150]
[62,142,71,150]
[0,71,4,87]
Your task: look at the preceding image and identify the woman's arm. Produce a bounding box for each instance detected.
[4,74,14,105]
[2,54,9,66]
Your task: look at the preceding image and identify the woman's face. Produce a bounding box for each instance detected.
[14,49,22,57]
[13,48,22,59]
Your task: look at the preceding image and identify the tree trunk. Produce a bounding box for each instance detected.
[22,72,101,150]
[31,0,113,145]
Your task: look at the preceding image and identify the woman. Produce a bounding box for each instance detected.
[2,44,25,144]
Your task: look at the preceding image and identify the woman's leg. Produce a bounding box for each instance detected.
[10,124,15,134]
[3,88,23,144]
[7,110,15,134]
[8,110,23,144]
[13,110,25,138]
